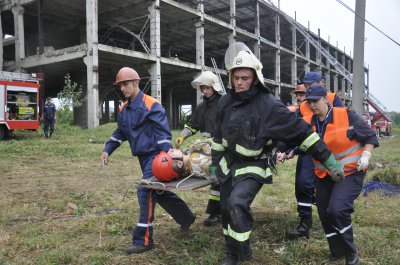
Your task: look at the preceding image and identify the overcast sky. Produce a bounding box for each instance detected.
[275,0,400,112]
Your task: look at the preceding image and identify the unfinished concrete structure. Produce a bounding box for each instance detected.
[1,0,365,129]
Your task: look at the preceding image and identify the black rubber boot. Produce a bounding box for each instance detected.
[287,216,312,239]
[204,214,221,226]
[346,252,360,265]
[44,133,49,138]
[125,244,152,254]
[220,254,240,265]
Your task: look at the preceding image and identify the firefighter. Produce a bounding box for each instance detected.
[100,67,196,255]
[303,84,378,265]
[211,50,345,265]
[176,71,224,226]
[286,72,345,239]
[42,97,56,138]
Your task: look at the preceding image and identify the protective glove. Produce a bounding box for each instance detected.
[100,151,109,166]
[276,152,287,163]
[323,154,345,182]
[357,151,371,171]
[209,165,217,181]
[175,136,185,148]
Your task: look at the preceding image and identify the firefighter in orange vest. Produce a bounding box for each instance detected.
[287,72,345,239]
[303,85,378,265]
[101,67,196,255]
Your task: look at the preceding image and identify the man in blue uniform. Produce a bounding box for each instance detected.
[211,49,345,265]
[42,97,56,138]
[176,71,224,226]
[100,67,196,254]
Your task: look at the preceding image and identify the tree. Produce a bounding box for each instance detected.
[57,73,86,124]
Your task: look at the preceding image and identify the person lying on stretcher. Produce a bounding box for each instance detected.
[152,140,212,182]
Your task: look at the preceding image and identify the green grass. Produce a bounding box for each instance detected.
[1,124,399,264]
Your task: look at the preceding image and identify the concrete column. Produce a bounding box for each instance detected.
[149,0,162,103]
[324,72,331,92]
[341,77,346,98]
[12,4,25,71]
[195,1,205,105]
[333,74,338,96]
[274,13,281,98]
[0,11,3,70]
[229,0,236,44]
[84,0,99,128]
[291,25,297,85]
[253,1,261,58]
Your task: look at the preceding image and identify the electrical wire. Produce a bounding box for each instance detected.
[335,0,400,47]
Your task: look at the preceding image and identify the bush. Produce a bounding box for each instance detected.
[56,108,73,125]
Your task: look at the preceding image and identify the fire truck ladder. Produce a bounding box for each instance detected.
[265,0,353,83]
[266,1,391,119]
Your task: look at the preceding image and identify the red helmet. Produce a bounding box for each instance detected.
[152,151,182,182]
[115,67,141,84]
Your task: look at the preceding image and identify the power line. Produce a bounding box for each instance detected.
[336,0,400,47]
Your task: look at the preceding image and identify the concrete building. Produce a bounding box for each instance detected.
[1,0,365,129]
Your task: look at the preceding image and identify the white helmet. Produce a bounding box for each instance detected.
[191,71,224,95]
[228,50,266,88]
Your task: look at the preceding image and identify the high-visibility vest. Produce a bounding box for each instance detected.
[300,92,336,117]
[303,108,363,178]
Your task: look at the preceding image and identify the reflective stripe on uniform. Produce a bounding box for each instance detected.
[209,195,220,201]
[299,132,320,152]
[235,166,272,179]
[224,224,251,242]
[219,157,230,175]
[334,224,352,234]
[137,223,153,227]
[201,132,211,138]
[298,202,313,207]
[326,232,337,238]
[110,136,122,144]
[222,138,228,147]
[184,124,198,134]
[334,143,362,159]
[157,139,171,145]
[210,190,220,196]
[212,140,225,152]
[235,144,263,157]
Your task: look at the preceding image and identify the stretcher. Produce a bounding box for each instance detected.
[136,173,218,192]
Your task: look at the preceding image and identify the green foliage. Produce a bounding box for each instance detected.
[371,167,400,186]
[57,73,86,110]
[56,108,74,125]
[390,112,400,125]
[179,111,191,129]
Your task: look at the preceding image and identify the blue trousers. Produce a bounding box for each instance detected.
[132,153,195,247]
[315,171,365,256]
[44,118,55,134]
[295,153,316,218]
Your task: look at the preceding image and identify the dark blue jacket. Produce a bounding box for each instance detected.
[43,103,56,119]
[104,91,173,156]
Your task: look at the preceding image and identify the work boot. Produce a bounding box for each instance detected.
[287,217,312,239]
[328,253,346,261]
[346,252,360,265]
[204,214,221,226]
[180,215,196,232]
[49,132,53,138]
[220,254,240,265]
[125,244,152,254]
[44,133,48,138]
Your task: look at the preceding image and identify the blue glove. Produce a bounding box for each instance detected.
[323,154,345,182]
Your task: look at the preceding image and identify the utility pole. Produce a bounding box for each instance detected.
[352,0,366,115]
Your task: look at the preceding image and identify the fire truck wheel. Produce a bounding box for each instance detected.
[0,126,6,140]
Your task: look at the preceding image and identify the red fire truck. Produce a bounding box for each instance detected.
[364,93,392,137]
[0,71,41,140]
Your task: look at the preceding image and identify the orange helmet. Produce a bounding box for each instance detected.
[152,151,183,182]
[293,84,306,93]
[115,67,141,84]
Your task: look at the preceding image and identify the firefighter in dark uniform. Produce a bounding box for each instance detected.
[303,85,378,265]
[176,71,224,226]
[100,67,196,255]
[210,50,345,265]
[287,72,344,239]
[42,97,57,138]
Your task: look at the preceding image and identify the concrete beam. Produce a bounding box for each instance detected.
[21,44,88,68]
[0,0,36,11]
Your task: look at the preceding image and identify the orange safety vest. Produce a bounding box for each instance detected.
[300,92,336,117]
[303,108,363,179]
